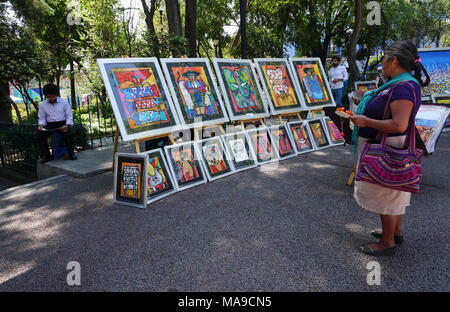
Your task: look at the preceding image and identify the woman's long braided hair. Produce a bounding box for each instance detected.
[384,40,431,87]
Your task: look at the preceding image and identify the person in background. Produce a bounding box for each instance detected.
[37,83,77,163]
[328,55,347,107]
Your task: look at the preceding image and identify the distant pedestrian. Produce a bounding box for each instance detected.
[328,55,347,107]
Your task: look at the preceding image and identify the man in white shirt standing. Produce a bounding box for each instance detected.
[37,84,77,163]
[328,55,347,107]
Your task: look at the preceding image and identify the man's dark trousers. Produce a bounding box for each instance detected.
[37,121,75,159]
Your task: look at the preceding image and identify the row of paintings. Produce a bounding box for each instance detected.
[113,117,345,208]
[98,57,336,142]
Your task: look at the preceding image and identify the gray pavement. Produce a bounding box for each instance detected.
[0,133,449,291]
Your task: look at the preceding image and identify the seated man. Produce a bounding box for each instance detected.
[37,84,77,163]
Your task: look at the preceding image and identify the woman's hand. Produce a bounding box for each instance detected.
[349,115,370,127]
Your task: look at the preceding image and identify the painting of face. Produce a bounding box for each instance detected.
[197,138,233,180]
[325,118,345,144]
[288,122,314,153]
[308,120,329,148]
[248,130,277,163]
[270,125,295,159]
[229,139,249,163]
[222,132,257,171]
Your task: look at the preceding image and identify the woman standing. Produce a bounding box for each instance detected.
[349,41,430,256]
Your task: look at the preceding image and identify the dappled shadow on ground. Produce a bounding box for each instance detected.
[0,136,449,291]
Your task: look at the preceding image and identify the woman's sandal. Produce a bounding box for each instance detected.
[360,245,397,256]
[371,231,404,244]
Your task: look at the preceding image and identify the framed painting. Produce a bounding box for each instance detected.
[269,124,297,160]
[289,57,335,109]
[221,131,258,173]
[246,127,279,164]
[431,94,450,131]
[254,58,306,115]
[307,119,330,150]
[114,153,148,209]
[355,81,378,94]
[97,57,181,141]
[164,141,207,191]
[212,58,270,121]
[323,117,345,146]
[160,58,229,128]
[287,121,316,154]
[415,104,450,153]
[195,137,235,181]
[418,47,450,100]
[140,148,177,205]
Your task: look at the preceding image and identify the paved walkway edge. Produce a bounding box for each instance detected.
[0,174,71,199]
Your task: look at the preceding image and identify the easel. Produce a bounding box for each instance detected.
[310,108,324,119]
[277,112,302,124]
[347,164,357,186]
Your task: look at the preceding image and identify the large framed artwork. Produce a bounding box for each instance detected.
[287,121,316,154]
[114,153,148,208]
[253,58,306,115]
[269,124,296,160]
[221,131,258,173]
[164,141,207,191]
[355,81,378,94]
[415,104,449,153]
[140,148,177,205]
[418,48,450,100]
[307,119,330,150]
[160,58,229,128]
[195,137,235,181]
[97,58,181,141]
[289,57,335,109]
[431,94,450,131]
[212,58,270,121]
[246,127,279,164]
[322,117,345,146]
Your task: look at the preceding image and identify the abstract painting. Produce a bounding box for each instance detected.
[161,58,229,127]
[221,132,257,172]
[287,121,316,154]
[114,153,147,208]
[195,137,234,181]
[213,58,269,121]
[290,57,335,109]
[431,94,450,130]
[323,117,345,145]
[308,119,330,149]
[418,48,450,99]
[269,124,296,160]
[355,81,378,94]
[247,128,279,164]
[140,148,177,204]
[254,58,305,114]
[98,58,180,141]
[164,141,207,191]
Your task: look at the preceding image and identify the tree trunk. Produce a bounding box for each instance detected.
[0,81,13,123]
[165,0,182,57]
[185,0,197,57]
[348,0,363,89]
[70,59,76,109]
[141,0,161,58]
[240,0,247,59]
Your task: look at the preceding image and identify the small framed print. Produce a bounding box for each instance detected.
[114,153,148,209]
[246,127,280,164]
[195,137,235,181]
[221,131,258,173]
[269,124,297,160]
[287,121,316,154]
[307,119,331,150]
[322,117,345,146]
[354,80,378,94]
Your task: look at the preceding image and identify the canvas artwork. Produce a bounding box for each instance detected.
[213,58,269,121]
[254,58,305,114]
[308,119,330,149]
[247,128,279,164]
[355,81,378,94]
[269,124,296,160]
[221,132,257,172]
[160,58,229,127]
[287,121,315,154]
[140,148,177,204]
[195,137,234,181]
[431,94,450,130]
[418,48,450,99]
[415,104,450,153]
[164,142,207,191]
[114,153,147,208]
[290,57,335,109]
[98,58,180,141]
[323,117,345,145]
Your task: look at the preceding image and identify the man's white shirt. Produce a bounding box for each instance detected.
[38,97,74,126]
[328,65,347,89]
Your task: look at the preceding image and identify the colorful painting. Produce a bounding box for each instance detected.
[323,117,345,145]
[161,59,228,127]
[254,58,305,114]
[287,121,315,154]
[418,48,450,97]
[196,137,234,181]
[269,124,296,159]
[98,58,180,141]
[290,58,335,108]
[415,104,449,153]
[114,153,147,208]
[355,81,378,94]
[308,119,330,148]
[247,128,278,164]
[213,59,269,121]
[222,132,257,172]
[141,148,177,204]
[164,142,206,191]
[431,95,450,130]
